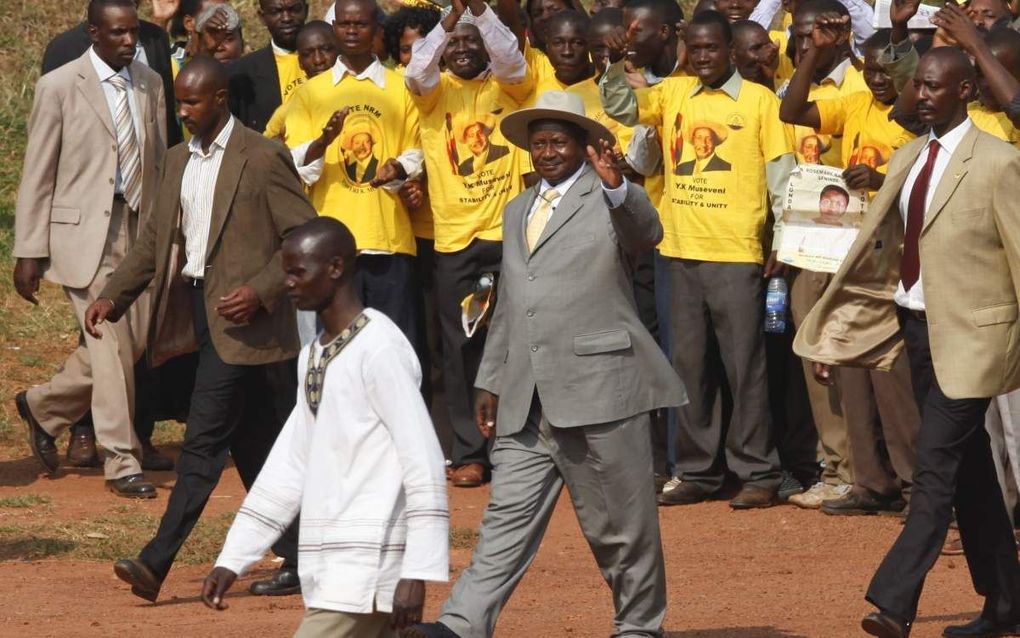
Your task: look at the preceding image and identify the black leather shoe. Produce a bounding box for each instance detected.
[943,616,1020,637]
[402,622,462,638]
[249,566,301,596]
[113,558,162,602]
[730,484,777,509]
[107,474,156,499]
[821,491,906,516]
[16,391,58,475]
[66,428,101,467]
[863,611,911,638]
[657,481,716,506]
[141,444,174,472]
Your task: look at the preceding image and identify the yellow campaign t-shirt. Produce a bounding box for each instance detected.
[771,30,795,89]
[394,65,434,241]
[264,99,292,142]
[634,75,793,264]
[414,71,533,253]
[525,43,558,88]
[969,103,1020,147]
[792,65,869,167]
[815,90,914,174]
[275,50,306,105]
[285,67,420,255]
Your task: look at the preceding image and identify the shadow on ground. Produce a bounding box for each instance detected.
[666,628,807,638]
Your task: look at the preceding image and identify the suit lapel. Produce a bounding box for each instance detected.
[76,55,116,139]
[205,124,248,262]
[257,45,283,104]
[922,126,977,233]
[531,164,597,255]
[518,186,539,257]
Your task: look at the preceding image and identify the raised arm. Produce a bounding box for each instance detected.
[473,0,529,85]
[778,12,849,128]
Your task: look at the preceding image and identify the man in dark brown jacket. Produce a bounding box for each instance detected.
[84,57,317,602]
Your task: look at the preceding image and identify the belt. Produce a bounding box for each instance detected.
[185,277,204,288]
[898,306,927,322]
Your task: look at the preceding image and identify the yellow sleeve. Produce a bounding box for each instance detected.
[759,90,794,162]
[403,90,422,155]
[815,95,849,136]
[411,73,443,116]
[283,86,318,147]
[264,102,289,142]
[634,81,665,128]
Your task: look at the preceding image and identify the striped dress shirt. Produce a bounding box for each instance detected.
[180,116,235,279]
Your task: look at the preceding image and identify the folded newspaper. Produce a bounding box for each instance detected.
[777,164,868,274]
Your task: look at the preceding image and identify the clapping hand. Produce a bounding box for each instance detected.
[811,12,850,50]
[587,138,624,190]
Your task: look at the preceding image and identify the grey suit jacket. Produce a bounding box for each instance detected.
[476,163,687,436]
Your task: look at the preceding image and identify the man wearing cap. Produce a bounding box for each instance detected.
[405,90,686,638]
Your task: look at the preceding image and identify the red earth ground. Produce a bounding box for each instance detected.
[0,449,985,638]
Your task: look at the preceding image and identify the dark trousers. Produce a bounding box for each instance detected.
[354,252,422,368]
[765,326,820,486]
[668,258,781,490]
[866,312,1020,625]
[653,251,679,477]
[415,237,438,407]
[435,239,502,468]
[139,288,298,580]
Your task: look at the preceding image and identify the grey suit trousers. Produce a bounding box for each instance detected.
[439,396,667,638]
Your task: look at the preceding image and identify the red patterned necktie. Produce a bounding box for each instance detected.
[900,140,942,291]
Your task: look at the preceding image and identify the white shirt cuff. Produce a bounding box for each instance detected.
[603,178,629,208]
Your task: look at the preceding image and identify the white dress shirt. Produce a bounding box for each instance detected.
[215,309,449,614]
[89,46,141,195]
[180,116,236,279]
[527,163,629,223]
[893,118,973,311]
[404,4,528,97]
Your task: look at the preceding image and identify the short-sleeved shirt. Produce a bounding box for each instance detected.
[634,73,793,264]
[815,90,914,174]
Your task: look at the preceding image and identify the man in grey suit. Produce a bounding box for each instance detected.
[406,91,687,638]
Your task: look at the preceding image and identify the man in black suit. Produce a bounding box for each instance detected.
[42,1,181,147]
[228,0,308,133]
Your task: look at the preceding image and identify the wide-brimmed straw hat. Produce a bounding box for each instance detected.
[684,120,729,145]
[500,91,615,150]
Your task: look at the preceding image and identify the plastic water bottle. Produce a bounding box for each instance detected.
[764,276,788,334]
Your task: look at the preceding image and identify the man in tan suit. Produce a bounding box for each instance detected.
[795,47,1020,638]
[12,0,165,497]
[84,57,317,601]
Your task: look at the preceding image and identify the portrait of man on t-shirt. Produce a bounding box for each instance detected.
[675,121,732,176]
[453,112,510,177]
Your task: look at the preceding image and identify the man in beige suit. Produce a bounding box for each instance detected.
[795,47,1020,638]
[12,0,166,497]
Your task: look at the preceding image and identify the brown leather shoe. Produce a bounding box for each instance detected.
[729,484,777,509]
[451,463,486,488]
[15,391,58,475]
[113,558,162,602]
[67,429,100,467]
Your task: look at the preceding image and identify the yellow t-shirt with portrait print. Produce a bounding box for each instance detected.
[275,49,306,105]
[414,70,534,253]
[815,90,914,175]
[792,64,869,167]
[633,74,793,264]
[285,65,420,256]
[394,65,434,241]
[969,103,1020,148]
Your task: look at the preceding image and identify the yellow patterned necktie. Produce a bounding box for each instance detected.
[526,187,560,252]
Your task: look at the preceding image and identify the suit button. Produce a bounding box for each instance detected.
[531,345,538,352]
[526,309,534,317]
[104,210,111,216]
[527,274,535,281]
[108,178,114,185]
[111,144,117,152]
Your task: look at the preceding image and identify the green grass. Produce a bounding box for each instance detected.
[0,493,51,509]
[0,509,235,562]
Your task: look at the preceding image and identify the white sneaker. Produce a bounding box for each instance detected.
[661,476,682,494]
[788,482,848,509]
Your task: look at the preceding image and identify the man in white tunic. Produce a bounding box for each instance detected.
[201,217,449,637]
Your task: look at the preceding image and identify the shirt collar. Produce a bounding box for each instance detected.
[690,70,742,100]
[538,163,586,197]
[271,40,294,56]
[188,115,236,157]
[821,57,853,87]
[642,60,680,86]
[927,117,972,155]
[332,56,387,89]
[89,45,132,85]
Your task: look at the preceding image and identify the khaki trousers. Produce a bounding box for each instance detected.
[841,353,920,501]
[293,608,396,638]
[26,201,149,479]
[789,269,853,485]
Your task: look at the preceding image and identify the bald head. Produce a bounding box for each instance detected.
[914,46,976,134]
[175,55,230,140]
[177,55,229,93]
[282,218,360,312]
[287,218,358,268]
